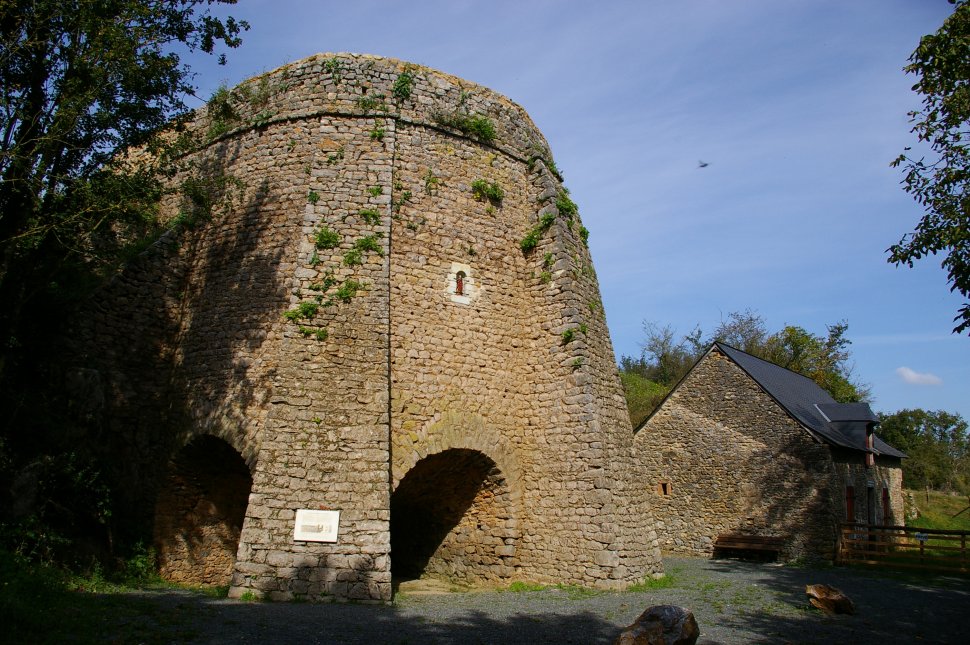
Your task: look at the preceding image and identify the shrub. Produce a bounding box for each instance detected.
[342,249,362,266]
[433,111,496,143]
[471,179,504,205]
[393,69,415,101]
[520,230,541,253]
[556,189,578,218]
[354,235,384,257]
[335,279,365,303]
[314,227,340,250]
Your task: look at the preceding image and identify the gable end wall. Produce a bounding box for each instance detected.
[635,347,840,559]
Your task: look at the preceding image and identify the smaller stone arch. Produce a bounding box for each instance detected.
[153,434,253,587]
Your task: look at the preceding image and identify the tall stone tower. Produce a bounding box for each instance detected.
[79,53,661,601]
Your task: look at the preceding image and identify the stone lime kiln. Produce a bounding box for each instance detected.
[80,53,662,601]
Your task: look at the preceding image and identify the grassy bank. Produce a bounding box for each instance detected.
[905,488,970,531]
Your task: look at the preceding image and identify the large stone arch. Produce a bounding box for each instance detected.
[390,412,524,584]
[153,433,253,586]
[391,448,518,584]
[391,411,523,497]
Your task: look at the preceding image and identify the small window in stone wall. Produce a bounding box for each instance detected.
[447,262,476,305]
[882,487,890,525]
[845,485,855,521]
[657,481,671,496]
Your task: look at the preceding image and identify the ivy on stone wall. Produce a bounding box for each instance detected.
[282,125,395,342]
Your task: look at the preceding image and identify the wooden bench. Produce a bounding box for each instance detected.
[713,534,785,559]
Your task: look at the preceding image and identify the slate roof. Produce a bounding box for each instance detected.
[714,342,906,459]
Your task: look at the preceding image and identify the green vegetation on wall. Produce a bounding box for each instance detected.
[313,226,340,250]
[323,57,342,83]
[520,212,556,253]
[471,179,504,206]
[357,92,388,113]
[433,111,496,143]
[206,85,238,139]
[423,169,440,195]
[393,69,415,102]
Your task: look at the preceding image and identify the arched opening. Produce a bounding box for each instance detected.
[391,448,517,585]
[153,435,252,587]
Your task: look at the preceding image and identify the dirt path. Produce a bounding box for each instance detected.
[101,557,968,644]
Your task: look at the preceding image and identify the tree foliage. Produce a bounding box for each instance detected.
[619,310,870,424]
[0,0,246,564]
[617,365,669,429]
[879,409,969,493]
[890,0,970,334]
[0,0,247,363]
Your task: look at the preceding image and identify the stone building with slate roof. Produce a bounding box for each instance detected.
[634,342,905,560]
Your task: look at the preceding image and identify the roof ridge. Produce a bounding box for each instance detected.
[713,341,822,388]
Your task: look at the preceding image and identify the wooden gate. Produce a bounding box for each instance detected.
[838,522,970,574]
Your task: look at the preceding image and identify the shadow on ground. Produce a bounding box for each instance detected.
[63,557,970,644]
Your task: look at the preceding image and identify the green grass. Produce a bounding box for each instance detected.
[502,580,546,592]
[499,580,601,599]
[906,489,970,531]
[553,583,601,599]
[0,549,209,644]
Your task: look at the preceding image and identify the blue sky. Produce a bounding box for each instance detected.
[185,0,968,419]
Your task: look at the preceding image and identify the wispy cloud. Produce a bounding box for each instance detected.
[896,367,943,386]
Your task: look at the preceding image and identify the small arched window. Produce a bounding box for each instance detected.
[455,271,466,296]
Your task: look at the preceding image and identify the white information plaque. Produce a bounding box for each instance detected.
[294,509,340,542]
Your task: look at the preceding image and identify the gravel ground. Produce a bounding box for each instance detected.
[106,557,968,644]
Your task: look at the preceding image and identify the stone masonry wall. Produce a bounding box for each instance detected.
[635,347,840,560]
[77,53,662,601]
[832,451,904,526]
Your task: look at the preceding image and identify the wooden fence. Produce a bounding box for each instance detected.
[838,522,970,574]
